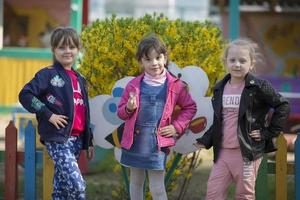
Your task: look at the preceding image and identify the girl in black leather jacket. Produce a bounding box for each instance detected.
[196,38,290,200]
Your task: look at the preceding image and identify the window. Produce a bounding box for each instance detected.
[2,0,70,48]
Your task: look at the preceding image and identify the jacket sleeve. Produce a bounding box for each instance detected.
[88,127,94,147]
[172,84,197,135]
[259,80,290,140]
[117,84,135,120]
[196,124,213,149]
[18,70,53,120]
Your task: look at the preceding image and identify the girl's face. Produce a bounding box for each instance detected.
[53,38,79,69]
[140,48,167,77]
[225,46,254,83]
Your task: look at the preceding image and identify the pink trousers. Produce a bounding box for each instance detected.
[206,148,262,200]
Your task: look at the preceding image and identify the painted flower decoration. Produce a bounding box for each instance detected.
[90,63,213,161]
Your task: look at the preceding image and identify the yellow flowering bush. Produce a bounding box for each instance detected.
[80,14,225,97]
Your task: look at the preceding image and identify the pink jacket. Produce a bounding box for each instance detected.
[117,71,197,150]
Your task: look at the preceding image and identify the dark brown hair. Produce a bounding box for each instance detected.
[136,34,169,66]
[50,27,81,51]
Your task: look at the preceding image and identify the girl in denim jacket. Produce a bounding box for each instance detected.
[117,34,197,200]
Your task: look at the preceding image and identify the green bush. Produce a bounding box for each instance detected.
[80,14,225,97]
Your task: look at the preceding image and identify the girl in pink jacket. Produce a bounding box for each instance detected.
[117,34,197,200]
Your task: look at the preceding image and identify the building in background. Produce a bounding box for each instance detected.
[88,1,299,75]
[212,0,300,128]
[0,0,299,115]
[212,0,300,78]
[89,0,213,22]
[2,0,71,48]
[0,0,82,111]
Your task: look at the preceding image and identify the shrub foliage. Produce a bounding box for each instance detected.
[80,14,225,97]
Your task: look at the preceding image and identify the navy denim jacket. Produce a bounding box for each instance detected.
[19,62,93,150]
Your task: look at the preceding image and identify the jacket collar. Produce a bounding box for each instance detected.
[53,62,76,88]
[213,73,258,119]
[53,61,66,71]
[215,73,257,91]
[53,61,80,77]
[129,70,179,86]
[244,73,258,87]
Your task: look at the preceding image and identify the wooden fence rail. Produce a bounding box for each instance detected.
[256,133,300,200]
[4,120,86,200]
[3,120,300,199]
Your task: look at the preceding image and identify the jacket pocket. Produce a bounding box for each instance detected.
[159,136,176,147]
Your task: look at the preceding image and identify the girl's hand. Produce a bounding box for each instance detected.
[249,129,262,141]
[87,146,94,160]
[126,92,137,112]
[159,125,178,137]
[49,114,68,129]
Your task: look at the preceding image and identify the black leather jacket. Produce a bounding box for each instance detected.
[197,73,290,162]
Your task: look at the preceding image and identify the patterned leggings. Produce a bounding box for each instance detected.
[45,136,85,200]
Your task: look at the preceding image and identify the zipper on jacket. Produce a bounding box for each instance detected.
[243,91,255,160]
[68,77,75,139]
[156,82,171,150]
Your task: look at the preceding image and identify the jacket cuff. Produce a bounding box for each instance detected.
[172,121,183,135]
[196,138,209,149]
[89,128,94,147]
[41,107,53,121]
[261,128,281,140]
[121,106,133,118]
[89,139,94,147]
[125,106,135,114]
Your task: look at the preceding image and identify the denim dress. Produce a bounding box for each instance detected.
[121,80,167,170]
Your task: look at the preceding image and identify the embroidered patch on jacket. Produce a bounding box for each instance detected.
[46,94,63,106]
[31,97,45,111]
[50,75,65,87]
